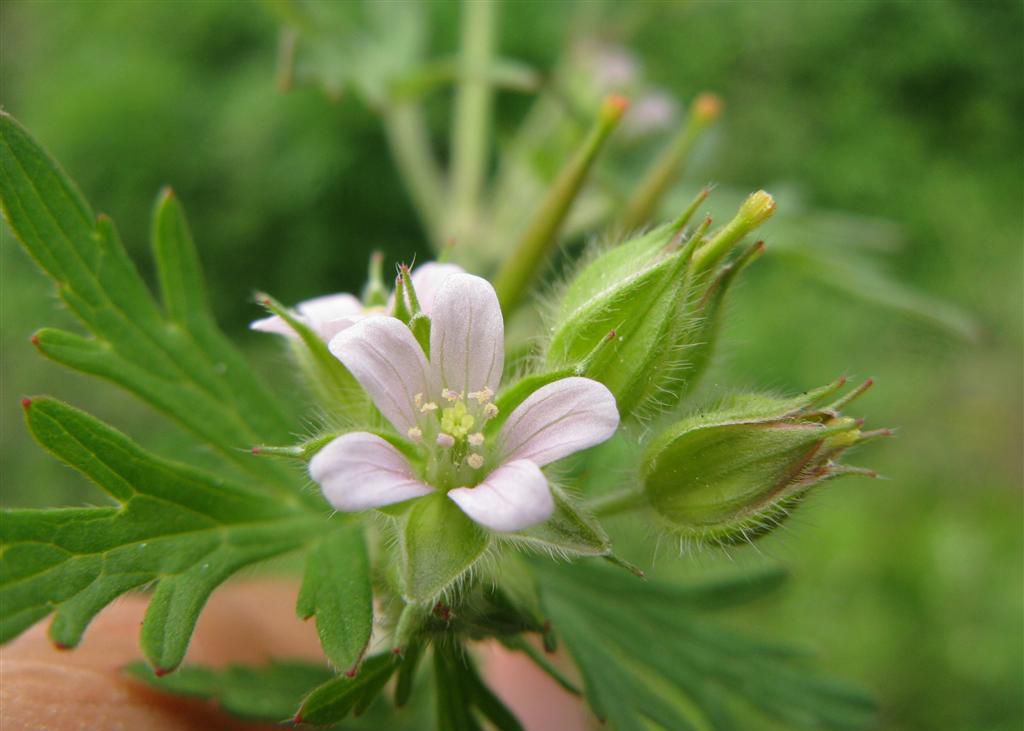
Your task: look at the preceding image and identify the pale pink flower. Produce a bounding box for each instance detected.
[250,262,464,341]
[309,274,619,532]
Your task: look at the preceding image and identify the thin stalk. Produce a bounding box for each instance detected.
[492,96,628,313]
[382,103,446,250]
[619,93,722,231]
[448,0,497,241]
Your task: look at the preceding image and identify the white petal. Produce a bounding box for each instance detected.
[409,263,465,314]
[329,317,432,433]
[250,314,303,338]
[448,459,553,532]
[500,377,619,467]
[310,432,434,511]
[429,273,504,395]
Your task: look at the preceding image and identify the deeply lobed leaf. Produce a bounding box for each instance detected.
[1,398,325,671]
[0,112,301,496]
[535,560,877,731]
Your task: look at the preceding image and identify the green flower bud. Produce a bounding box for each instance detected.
[641,378,890,546]
[545,190,770,421]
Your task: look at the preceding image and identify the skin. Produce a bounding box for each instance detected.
[0,580,589,731]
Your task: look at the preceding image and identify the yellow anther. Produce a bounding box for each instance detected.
[442,388,461,402]
[468,432,485,447]
[420,401,438,413]
[483,403,499,419]
[414,393,424,408]
[407,426,423,441]
[469,387,494,404]
[467,453,485,469]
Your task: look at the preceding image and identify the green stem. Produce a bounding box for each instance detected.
[588,488,647,518]
[492,96,628,313]
[382,103,446,250]
[448,0,497,242]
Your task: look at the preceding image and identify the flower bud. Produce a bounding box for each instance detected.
[640,379,889,545]
[545,190,771,421]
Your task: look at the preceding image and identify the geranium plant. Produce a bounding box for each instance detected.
[1,2,944,729]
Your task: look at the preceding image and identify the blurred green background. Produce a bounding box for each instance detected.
[1,1,1021,730]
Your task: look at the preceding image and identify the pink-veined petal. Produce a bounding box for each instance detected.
[500,377,619,467]
[310,432,434,511]
[329,317,432,433]
[448,459,553,532]
[429,273,504,396]
[409,263,465,314]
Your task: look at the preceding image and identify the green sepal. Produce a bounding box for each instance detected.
[546,226,697,420]
[257,293,369,422]
[641,380,885,544]
[400,493,490,604]
[504,486,611,558]
[296,523,374,673]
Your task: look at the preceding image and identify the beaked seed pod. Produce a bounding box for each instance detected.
[641,379,890,546]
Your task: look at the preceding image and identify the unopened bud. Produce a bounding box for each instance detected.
[641,379,887,545]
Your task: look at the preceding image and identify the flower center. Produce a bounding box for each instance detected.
[409,387,499,489]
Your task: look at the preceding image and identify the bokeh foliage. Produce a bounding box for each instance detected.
[1,1,1021,730]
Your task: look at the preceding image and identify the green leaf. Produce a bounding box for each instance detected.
[1,398,323,671]
[401,493,489,604]
[296,524,373,673]
[0,113,300,496]
[433,643,484,731]
[433,642,524,731]
[297,653,399,725]
[125,660,333,722]
[507,487,611,558]
[535,561,877,731]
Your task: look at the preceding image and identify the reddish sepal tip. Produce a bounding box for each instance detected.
[251,446,262,454]
[154,667,171,677]
[53,641,72,651]
[30,333,40,346]
[20,398,32,410]
[344,667,358,678]
[391,646,404,656]
[293,712,304,725]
